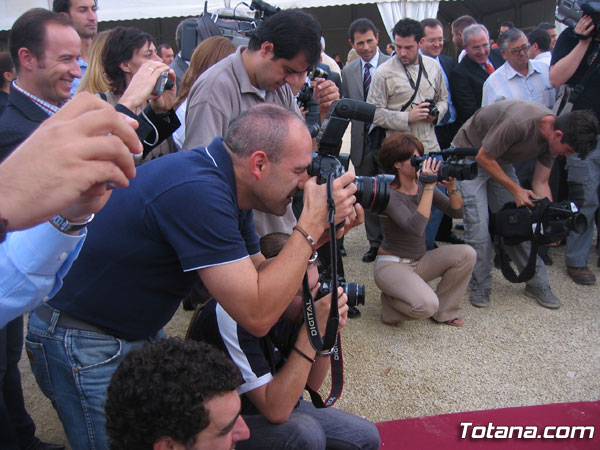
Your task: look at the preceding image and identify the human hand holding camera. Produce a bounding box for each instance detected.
[418,156,441,188]
[118,61,172,113]
[408,101,434,123]
[512,186,541,207]
[315,287,349,335]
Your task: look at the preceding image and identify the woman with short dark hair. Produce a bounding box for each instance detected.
[374,132,475,327]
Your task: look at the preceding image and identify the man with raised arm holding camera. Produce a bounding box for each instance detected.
[453,99,598,309]
[550,11,600,285]
[26,104,362,450]
[189,232,380,450]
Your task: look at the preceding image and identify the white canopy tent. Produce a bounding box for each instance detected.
[1,0,439,35]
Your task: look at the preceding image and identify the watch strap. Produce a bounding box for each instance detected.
[49,214,94,233]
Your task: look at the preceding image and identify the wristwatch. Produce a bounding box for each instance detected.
[49,214,94,233]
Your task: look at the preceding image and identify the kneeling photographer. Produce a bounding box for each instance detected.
[188,232,380,450]
[452,99,599,309]
[373,133,475,327]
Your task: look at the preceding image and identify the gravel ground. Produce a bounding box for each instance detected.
[20,224,600,447]
[17,128,600,446]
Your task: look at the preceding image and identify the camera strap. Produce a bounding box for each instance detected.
[301,173,339,353]
[401,55,424,111]
[305,332,344,408]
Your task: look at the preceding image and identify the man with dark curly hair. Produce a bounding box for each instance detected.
[105,338,250,450]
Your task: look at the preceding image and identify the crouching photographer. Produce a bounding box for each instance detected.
[373,133,475,327]
[188,232,381,450]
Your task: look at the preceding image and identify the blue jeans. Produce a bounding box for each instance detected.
[237,399,380,450]
[425,185,445,250]
[25,310,164,450]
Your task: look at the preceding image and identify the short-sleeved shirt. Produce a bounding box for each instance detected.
[380,185,463,260]
[551,29,600,119]
[452,99,555,168]
[190,299,299,415]
[48,137,260,340]
[183,46,301,149]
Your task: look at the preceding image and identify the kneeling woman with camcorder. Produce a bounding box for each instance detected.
[373,133,476,327]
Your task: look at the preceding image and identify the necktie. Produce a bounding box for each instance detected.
[363,62,372,98]
[485,62,495,74]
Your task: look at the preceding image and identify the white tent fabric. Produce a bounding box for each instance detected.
[1,0,440,31]
[377,1,440,40]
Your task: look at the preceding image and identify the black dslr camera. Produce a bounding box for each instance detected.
[556,0,600,37]
[318,279,365,308]
[423,99,439,119]
[307,99,394,214]
[410,147,479,182]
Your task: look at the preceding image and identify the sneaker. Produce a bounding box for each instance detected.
[470,289,490,308]
[566,266,596,285]
[524,284,561,309]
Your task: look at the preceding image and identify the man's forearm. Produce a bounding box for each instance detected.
[550,40,590,87]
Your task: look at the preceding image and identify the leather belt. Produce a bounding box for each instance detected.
[34,304,110,335]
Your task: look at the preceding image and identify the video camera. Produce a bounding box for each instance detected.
[556,0,600,37]
[307,99,394,214]
[181,0,280,61]
[496,198,587,246]
[410,147,479,182]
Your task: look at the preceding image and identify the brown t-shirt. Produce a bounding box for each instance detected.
[380,184,463,260]
[453,100,555,168]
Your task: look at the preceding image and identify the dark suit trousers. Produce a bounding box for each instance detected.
[0,317,37,450]
[356,139,383,248]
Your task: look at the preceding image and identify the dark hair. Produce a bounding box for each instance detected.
[52,0,71,13]
[528,28,551,52]
[497,28,527,51]
[105,338,241,450]
[103,26,155,95]
[451,15,476,33]
[225,104,299,162]
[157,43,172,57]
[392,18,424,43]
[536,22,555,31]
[248,10,321,66]
[527,28,552,52]
[9,8,73,72]
[500,21,515,29]
[0,52,14,89]
[348,18,378,43]
[260,232,290,258]
[420,18,443,31]
[554,110,600,159]
[378,132,424,186]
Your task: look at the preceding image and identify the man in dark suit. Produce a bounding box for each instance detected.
[419,18,464,246]
[0,9,80,450]
[450,24,504,127]
[341,18,390,263]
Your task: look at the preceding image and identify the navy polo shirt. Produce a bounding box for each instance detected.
[49,137,260,340]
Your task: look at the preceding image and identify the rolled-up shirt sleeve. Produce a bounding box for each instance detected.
[0,222,85,327]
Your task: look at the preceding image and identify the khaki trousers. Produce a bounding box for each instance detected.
[373,245,476,324]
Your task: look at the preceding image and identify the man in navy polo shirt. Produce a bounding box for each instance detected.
[25,104,362,450]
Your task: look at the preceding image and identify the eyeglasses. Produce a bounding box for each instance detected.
[509,44,530,55]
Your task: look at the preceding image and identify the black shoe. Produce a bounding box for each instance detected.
[362,247,378,263]
[454,223,464,230]
[30,442,66,450]
[348,306,361,318]
[437,233,465,245]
